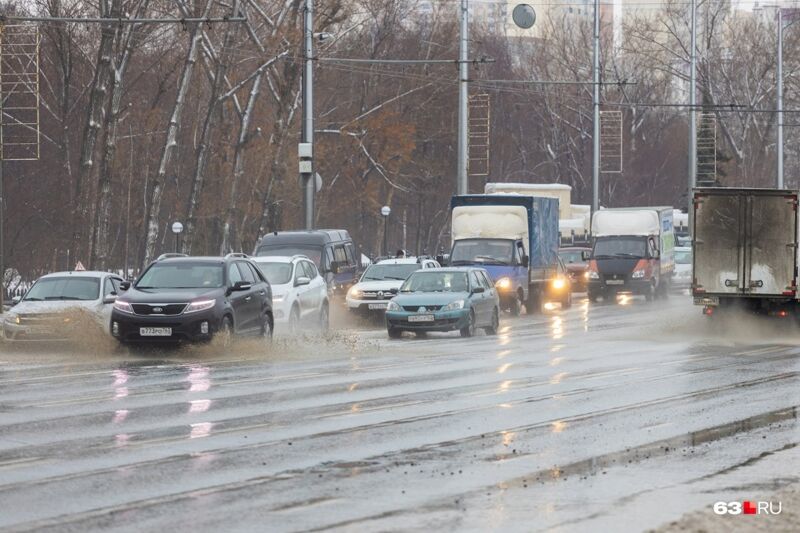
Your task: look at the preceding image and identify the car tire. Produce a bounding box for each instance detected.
[460,310,476,338]
[485,308,499,335]
[526,291,541,315]
[261,313,274,341]
[509,294,521,316]
[562,291,572,309]
[319,302,330,332]
[588,292,599,303]
[289,305,301,334]
[387,327,402,339]
[218,315,233,348]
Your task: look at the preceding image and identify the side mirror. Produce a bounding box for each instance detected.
[295,276,311,287]
[329,261,340,274]
[11,295,21,305]
[581,250,591,261]
[521,254,529,265]
[119,281,131,291]
[228,281,252,294]
[471,286,485,294]
[653,249,661,259]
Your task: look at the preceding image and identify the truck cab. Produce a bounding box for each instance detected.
[450,237,529,314]
[586,208,674,303]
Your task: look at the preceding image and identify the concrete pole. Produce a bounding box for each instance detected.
[592,0,600,213]
[689,0,697,234]
[302,0,315,229]
[457,0,469,196]
[778,8,784,189]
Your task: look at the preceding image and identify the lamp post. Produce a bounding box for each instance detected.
[381,206,391,257]
[171,221,184,253]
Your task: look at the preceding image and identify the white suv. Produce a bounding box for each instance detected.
[252,255,329,332]
[347,257,439,317]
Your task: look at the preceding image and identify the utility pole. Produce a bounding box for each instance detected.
[689,0,697,231]
[302,0,315,229]
[592,0,600,213]
[457,0,469,196]
[777,7,784,188]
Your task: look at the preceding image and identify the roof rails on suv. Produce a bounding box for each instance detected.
[156,253,188,261]
[224,253,250,260]
[290,254,310,261]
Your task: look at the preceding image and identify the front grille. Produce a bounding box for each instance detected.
[131,303,187,316]
[362,289,398,300]
[17,313,66,325]
[402,305,442,312]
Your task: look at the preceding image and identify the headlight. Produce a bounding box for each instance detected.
[442,299,465,311]
[272,293,286,302]
[4,315,19,325]
[495,277,512,290]
[387,300,402,311]
[184,299,216,314]
[586,271,599,280]
[631,270,646,279]
[348,287,362,299]
[113,300,134,314]
[552,278,567,290]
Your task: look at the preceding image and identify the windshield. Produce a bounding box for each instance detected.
[362,263,420,281]
[559,250,586,264]
[256,245,322,267]
[593,237,647,258]
[136,262,223,289]
[255,262,293,285]
[675,250,692,264]
[24,277,100,301]
[401,271,469,293]
[451,239,514,265]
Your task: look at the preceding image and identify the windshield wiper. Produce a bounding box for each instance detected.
[449,260,471,265]
[384,276,407,281]
[44,296,83,300]
[593,254,615,259]
[474,255,509,265]
[22,297,42,301]
[612,253,642,258]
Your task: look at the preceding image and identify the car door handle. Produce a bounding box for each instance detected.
[259,291,266,295]
[245,296,252,302]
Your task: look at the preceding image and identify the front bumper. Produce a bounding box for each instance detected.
[588,278,652,295]
[347,298,391,315]
[111,309,219,343]
[2,320,71,342]
[385,309,470,332]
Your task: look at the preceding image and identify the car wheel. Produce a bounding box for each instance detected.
[318,302,330,332]
[460,310,476,338]
[289,305,301,334]
[218,316,233,348]
[261,313,274,341]
[485,308,499,335]
[562,291,572,309]
[509,294,521,316]
[387,327,402,339]
[526,291,540,315]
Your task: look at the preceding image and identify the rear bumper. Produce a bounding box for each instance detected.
[111,310,218,343]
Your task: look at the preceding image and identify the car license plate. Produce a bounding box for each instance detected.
[408,314,434,322]
[368,303,388,310]
[606,279,625,285]
[140,327,172,337]
[694,296,719,306]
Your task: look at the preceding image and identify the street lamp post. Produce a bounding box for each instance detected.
[381,206,391,257]
[171,221,184,253]
[778,7,785,188]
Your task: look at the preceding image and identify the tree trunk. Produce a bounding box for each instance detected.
[71,0,120,265]
[142,0,213,266]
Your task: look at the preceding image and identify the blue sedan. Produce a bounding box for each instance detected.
[385,267,500,338]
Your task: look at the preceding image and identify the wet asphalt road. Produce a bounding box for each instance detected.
[0,296,798,532]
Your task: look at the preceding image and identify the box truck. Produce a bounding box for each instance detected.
[449,195,565,314]
[692,188,798,315]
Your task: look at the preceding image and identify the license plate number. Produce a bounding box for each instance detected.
[606,279,625,285]
[694,296,719,306]
[368,303,388,310]
[408,314,434,322]
[140,327,172,337]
